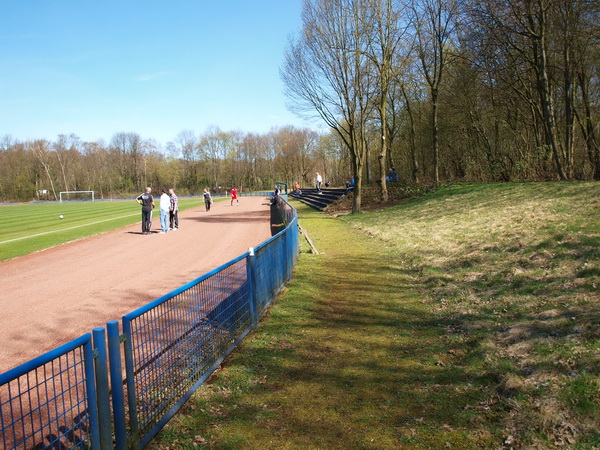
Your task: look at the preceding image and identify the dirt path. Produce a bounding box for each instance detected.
[0,197,272,373]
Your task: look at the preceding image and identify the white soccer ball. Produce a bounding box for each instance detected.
[59,215,64,219]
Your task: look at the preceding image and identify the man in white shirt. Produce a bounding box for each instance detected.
[316,172,323,193]
[159,189,171,234]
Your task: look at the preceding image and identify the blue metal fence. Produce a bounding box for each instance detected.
[1,196,298,449]
[0,334,100,449]
[120,254,254,448]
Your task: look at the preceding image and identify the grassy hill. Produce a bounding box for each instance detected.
[151,182,599,449]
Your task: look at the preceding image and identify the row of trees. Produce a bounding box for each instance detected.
[282,0,599,211]
[0,128,342,202]
[1,0,598,209]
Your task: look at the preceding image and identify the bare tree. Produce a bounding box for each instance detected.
[110,132,145,190]
[410,0,459,184]
[239,132,268,188]
[0,135,16,152]
[282,0,375,213]
[198,126,237,191]
[272,126,318,188]
[400,80,421,183]
[363,0,410,201]
[167,130,199,189]
[31,140,58,200]
[318,131,352,185]
[569,0,600,179]
[82,141,113,197]
[466,0,572,180]
[53,134,81,193]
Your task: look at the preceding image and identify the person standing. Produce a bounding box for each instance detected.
[230,186,239,206]
[159,189,170,234]
[316,172,323,193]
[270,185,279,206]
[168,188,179,230]
[135,187,154,235]
[203,188,213,211]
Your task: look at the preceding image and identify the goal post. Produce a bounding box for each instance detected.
[59,190,95,203]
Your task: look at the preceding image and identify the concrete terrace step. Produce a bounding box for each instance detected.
[289,187,351,211]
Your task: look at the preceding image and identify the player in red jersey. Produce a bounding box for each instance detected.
[230,187,239,206]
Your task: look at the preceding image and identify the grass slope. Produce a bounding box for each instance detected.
[151,182,599,449]
[0,198,206,261]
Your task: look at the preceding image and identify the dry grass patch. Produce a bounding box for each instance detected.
[342,182,600,447]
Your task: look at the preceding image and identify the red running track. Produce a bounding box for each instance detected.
[0,196,272,373]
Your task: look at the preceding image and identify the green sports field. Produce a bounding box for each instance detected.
[0,197,203,261]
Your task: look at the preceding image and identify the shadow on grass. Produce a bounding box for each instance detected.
[151,197,600,449]
[160,253,504,448]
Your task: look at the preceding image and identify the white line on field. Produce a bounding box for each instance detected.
[0,213,140,245]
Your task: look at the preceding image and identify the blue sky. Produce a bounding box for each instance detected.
[0,1,317,146]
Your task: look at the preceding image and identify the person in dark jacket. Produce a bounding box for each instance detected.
[135,187,154,235]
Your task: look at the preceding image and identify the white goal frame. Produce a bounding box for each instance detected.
[59,190,95,203]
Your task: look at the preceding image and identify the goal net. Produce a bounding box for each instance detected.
[59,190,95,203]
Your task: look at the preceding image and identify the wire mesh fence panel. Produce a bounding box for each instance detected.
[253,232,288,317]
[122,256,252,444]
[275,196,296,226]
[272,196,300,283]
[285,217,300,278]
[0,335,98,450]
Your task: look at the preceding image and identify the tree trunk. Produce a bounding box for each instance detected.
[57,152,69,193]
[365,138,371,184]
[378,95,389,202]
[41,161,57,201]
[576,72,600,179]
[402,84,419,183]
[563,32,575,178]
[532,7,568,180]
[352,150,362,214]
[432,88,440,184]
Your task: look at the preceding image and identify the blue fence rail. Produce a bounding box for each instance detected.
[1,196,298,449]
[0,334,101,449]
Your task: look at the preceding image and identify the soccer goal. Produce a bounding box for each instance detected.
[59,190,95,203]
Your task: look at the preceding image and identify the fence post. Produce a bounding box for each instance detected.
[92,327,113,449]
[294,218,300,260]
[284,226,292,281]
[247,248,259,328]
[82,336,102,450]
[280,227,287,282]
[122,319,141,448]
[278,233,286,285]
[107,321,127,450]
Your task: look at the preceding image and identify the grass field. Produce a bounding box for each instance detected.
[150,182,599,449]
[0,197,206,261]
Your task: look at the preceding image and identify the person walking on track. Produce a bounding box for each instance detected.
[315,172,323,193]
[168,188,179,230]
[230,186,239,206]
[136,187,154,235]
[203,188,213,211]
[159,189,170,234]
